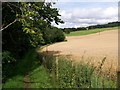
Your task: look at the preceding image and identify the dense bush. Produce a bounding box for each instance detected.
[43,27,65,44]
[2,51,16,64]
[2,51,16,82]
[63,28,71,34]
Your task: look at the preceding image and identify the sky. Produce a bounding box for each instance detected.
[51,1,119,28]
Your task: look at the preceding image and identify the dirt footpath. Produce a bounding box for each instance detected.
[42,30,118,74]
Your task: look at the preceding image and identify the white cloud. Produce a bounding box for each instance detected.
[103,7,118,18]
[60,10,72,19]
[52,6,118,28]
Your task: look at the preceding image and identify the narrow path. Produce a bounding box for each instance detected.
[24,73,30,89]
[22,50,35,89]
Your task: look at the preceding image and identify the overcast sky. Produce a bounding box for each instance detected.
[51,1,118,28]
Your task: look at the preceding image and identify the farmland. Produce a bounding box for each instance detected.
[65,27,118,36]
[42,29,118,82]
[2,2,119,89]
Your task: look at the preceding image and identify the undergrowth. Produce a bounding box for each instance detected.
[3,50,117,88]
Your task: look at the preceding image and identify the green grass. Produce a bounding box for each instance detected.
[3,49,52,88]
[3,49,117,88]
[3,75,24,88]
[65,27,118,36]
[29,65,52,88]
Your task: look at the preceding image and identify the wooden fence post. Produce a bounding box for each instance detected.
[117,66,120,88]
[118,71,120,88]
[56,56,58,80]
[118,53,120,88]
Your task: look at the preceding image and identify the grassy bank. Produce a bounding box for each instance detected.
[65,27,118,36]
[3,49,52,88]
[3,49,117,88]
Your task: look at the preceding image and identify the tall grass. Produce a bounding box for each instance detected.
[3,50,117,88]
[38,53,117,88]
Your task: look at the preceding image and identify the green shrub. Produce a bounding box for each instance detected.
[2,51,17,82]
[2,51,16,64]
[43,27,65,44]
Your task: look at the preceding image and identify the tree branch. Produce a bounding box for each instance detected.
[0,19,17,31]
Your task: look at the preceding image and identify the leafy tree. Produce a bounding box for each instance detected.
[2,2,30,58]
[19,2,64,47]
[2,2,64,57]
[2,2,65,82]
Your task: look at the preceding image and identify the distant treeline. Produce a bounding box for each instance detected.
[88,21,119,29]
[62,21,119,34]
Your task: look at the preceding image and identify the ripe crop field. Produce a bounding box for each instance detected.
[42,29,118,76]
